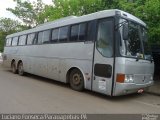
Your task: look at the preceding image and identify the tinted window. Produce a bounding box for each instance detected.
[6,38,12,46]
[70,25,79,41]
[79,23,87,41]
[43,30,51,43]
[70,23,87,42]
[87,21,96,41]
[27,33,35,45]
[37,30,51,44]
[59,26,69,42]
[38,32,43,44]
[94,64,112,78]
[51,29,59,42]
[19,35,27,45]
[12,37,19,46]
[97,19,113,57]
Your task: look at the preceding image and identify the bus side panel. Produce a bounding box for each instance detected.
[59,59,93,90]
[11,42,94,90]
[17,46,60,81]
[57,42,94,90]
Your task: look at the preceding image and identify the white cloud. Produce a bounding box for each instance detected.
[0,0,52,20]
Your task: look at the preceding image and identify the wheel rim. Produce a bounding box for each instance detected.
[72,73,82,86]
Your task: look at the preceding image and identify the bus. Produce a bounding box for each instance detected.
[2,9,154,96]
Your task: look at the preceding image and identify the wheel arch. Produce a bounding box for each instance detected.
[11,59,16,66]
[66,67,85,84]
[17,60,23,67]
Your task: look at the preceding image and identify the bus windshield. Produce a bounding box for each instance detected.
[126,21,143,58]
[119,19,152,61]
[140,27,152,60]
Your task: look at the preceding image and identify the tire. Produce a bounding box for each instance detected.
[69,69,84,91]
[11,61,17,74]
[18,62,24,76]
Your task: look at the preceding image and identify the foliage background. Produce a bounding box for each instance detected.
[0,0,160,52]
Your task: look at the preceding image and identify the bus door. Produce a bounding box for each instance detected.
[92,18,114,95]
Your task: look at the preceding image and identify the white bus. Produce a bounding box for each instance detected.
[2,9,154,96]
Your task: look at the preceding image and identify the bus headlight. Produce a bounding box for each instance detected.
[125,75,134,83]
[150,75,153,81]
[116,74,134,83]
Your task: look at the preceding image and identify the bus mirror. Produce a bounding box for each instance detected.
[123,23,129,40]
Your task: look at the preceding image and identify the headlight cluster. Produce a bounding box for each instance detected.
[117,74,153,83]
[125,75,134,83]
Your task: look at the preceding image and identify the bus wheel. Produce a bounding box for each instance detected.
[11,61,17,74]
[69,69,84,91]
[18,62,24,76]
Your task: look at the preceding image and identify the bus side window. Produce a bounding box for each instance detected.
[51,28,59,43]
[18,35,27,46]
[5,39,8,46]
[79,23,87,41]
[38,30,51,44]
[38,32,43,44]
[43,30,51,44]
[96,19,113,57]
[6,38,12,46]
[33,33,38,44]
[87,20,97,41]
[27,33,35,45]
[59,26,69,42]
[70,24,79,41]
[70,23,87,42]
[12,37,19,46]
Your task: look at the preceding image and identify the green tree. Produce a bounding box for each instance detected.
[44,0,106,21]
[144,0,160,45]
[0,30,7,52]
[0,18,27,32]
[117,0,160,45]
[5,0,160,45]
[0,18,27,51]
[7,0,45,27]
[101,0,119,9]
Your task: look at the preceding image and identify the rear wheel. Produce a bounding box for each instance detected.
[69,69,84,91]
[11,61,17,74]
[18,62,24,76]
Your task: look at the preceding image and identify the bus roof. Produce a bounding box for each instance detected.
[6,9,146,38]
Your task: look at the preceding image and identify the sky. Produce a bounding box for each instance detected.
[0,0,52,20]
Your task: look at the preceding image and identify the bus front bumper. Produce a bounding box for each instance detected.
[113,81,154,96]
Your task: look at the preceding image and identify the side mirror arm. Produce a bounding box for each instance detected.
[123,23,129,40]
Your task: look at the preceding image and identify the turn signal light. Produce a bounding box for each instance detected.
[116,74,125,83]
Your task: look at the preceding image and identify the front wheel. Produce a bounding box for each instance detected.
[69,69,84,91]
[18,62,24,76]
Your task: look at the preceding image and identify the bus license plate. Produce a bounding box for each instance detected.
[138,89,144,93]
